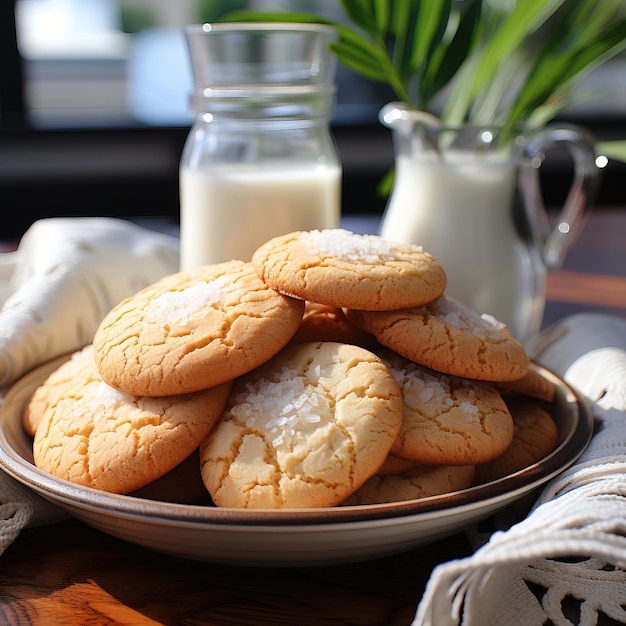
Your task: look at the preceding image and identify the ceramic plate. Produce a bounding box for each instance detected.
[0,356,593,567]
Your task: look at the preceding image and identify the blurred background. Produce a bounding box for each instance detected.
[2,0,626,239]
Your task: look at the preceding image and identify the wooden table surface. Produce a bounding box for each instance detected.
[0,208,625,626]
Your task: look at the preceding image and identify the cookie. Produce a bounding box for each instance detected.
[32,345,232,494]
[289,301,378,348]
[343,464,476,505]
[130,449,208,504]
[377,454,422,476]
[380,350,515,466]
[494,366,556,403]
[22,350,87,438]
[93,260,305,396]
[199,341,403,509]
[473,395,559,484]
[251,229,447,311]
[346,294,529,382]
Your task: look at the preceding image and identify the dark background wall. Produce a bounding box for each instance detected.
[2,116,626,242]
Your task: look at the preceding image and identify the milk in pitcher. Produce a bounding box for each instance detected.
[378,103,600,342]
[379,152,545,337]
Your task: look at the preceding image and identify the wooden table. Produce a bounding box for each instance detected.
[1,209,625,625]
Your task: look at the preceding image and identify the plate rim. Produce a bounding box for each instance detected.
[0,356,594,528]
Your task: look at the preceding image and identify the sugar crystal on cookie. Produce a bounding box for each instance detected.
[302,229,402,264]
[144,277,227,326]
[232,366,329,451]
[88,381,134,415]
[435,296,507,338]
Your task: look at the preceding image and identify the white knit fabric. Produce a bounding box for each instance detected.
[414,313,626,626]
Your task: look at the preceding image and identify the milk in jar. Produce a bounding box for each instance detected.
[179,164,341,268]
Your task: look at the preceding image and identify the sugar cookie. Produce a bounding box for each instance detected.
[93,260,304,396]
[377,454,422,476]
[22,350,87,438]
[199,341,403,508]
[289,301,378,348]
[343,465,476,505]
[346,294,529,382]
[251,229,446,311]
[32,345,232,494]
[131,449,208,504]
[474,395,559,484]
[380,350,515,466]
[495,366,556,403]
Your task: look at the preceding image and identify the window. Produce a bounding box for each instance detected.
[2,0,626,240]
[12,0,395,129]
[8,0,626,129]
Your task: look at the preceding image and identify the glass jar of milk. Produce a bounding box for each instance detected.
[179,23,342,270]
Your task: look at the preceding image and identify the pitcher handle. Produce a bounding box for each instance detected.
[519,124,601,271]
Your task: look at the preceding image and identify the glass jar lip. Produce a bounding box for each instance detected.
[185,22,338,36]
[192,84,336,98]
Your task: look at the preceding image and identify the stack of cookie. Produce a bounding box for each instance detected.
[23,229,559,509]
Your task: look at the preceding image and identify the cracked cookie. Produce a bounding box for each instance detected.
[379,349,515,466]
[474,394,559,484]
[251,228,447,311]
[346,294,529,382]
[343,464,476,505]
[199,341,403,509]
[377,454,422,476]
[92,260,305,396]
[31,345,232,494]
[289,301,378,348]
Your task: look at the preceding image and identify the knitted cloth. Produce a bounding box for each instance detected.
[414,313,626,626]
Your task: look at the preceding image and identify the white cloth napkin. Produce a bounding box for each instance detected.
[0,217,179,389]
[0,217,179,550]
[414,312,626,626]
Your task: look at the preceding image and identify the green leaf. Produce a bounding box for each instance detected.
[372,0,390,36]
[219,10,334,25]
[444,0,567,123]
[408,0,452,74]
[389,0,419,80]
[419,0,483,106]
[375,166,395,198]
[598,140,626,164]
[330,39,390,82]
[468,49,528,125]
[339,0,380,37]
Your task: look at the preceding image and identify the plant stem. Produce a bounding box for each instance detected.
[372,34,412,106]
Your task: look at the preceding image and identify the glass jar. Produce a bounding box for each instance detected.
[179,22,342,270]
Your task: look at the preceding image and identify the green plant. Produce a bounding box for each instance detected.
[224,0,626,147]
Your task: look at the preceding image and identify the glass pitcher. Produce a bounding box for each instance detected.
[179,23,341,271]
[378,102,601,344]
